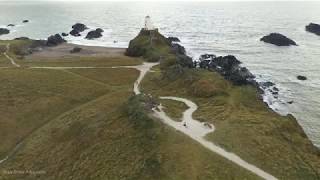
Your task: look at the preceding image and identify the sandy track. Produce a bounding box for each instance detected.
[153,97,277,180]
[133,63,277,180]
[4,44,20,67]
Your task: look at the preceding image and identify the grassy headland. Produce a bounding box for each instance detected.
[0,29,319,180]
[133,30,320,179]
[0,38,259,180]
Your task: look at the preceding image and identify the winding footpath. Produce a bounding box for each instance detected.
[0,59,277,179]
[4,44,20,67]
[134,63,278,180]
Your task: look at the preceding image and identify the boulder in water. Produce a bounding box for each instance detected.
[22,20,29,23]
[0,28,10,35]
[306,23,320,36]
[167,37,180,43]
[70,29,81,37]
[7,24,15,27]
[297,75,307,81]
[85,29,103,39]
[61,32,68,37]
[260,33,297,46]
[96,28,104,33]
[14,37,30,40]
[46,34,66,47]
[71,23,88,32]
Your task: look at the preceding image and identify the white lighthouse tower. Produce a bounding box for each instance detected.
[144,16,155,30]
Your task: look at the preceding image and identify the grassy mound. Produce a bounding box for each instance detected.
[126,29,172,62]
[126,29,193,71]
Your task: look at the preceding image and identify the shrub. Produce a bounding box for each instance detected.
[125,95,155,129]
[190,79,222,98]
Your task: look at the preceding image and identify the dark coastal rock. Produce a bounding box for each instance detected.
[46,34,66,47]
[72,23,88,32]
[287,101,294,104]
[70,29,81,37]
[306,23,320,36]
[176,54,194,68]
[0,28,10,35]
[199,54,216,61]
[96,28,104,33]
[167,37,180,43]
[22,20,29,23]
[70,47,82,53]
[85,29,103,39]
[7,24,15,27]
[199,54,255,85]
[260,81,275,89]
[171,43,186,55]
[170,43,193,68]
[297,75,307,81]
[260,33,297,46]
[61,32,68,37]
[14,37,30,40]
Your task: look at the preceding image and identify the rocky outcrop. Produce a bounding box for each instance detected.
[0,28,10,35]
[46,34,66,47]
[70,29,81,37]
[199,54,255,85]
[306,23,320,36]
[297,75,307,81]
[170,42,193,68]
[96,28,104,33]
[171,43,186,55]
[70,47,82,53]
[85,29,103,39]
[167,37,180,43]
[72,23,87,32]
[126,29,167,58]
[61,32,68,37]
[14,37,30,40]
[260,33,297,46]
[69,23,88,37]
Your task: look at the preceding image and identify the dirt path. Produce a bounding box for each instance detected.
[0,61,278,179]
[4,44,20,67]
[153,97,277,180]
[132,63,277,180]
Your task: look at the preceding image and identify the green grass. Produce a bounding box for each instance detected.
[141,66,320,180]
[1,38,318,179]
[18,56,143,67]
[160,99,188,122]
[0,62,260,180]
[0,68,110,160]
